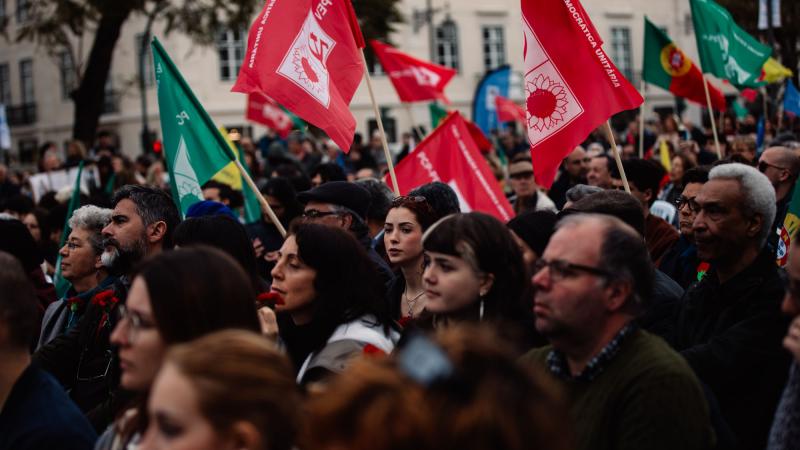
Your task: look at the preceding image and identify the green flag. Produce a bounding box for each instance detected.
[690,0,771,89]
[53,161,84,298]
[429,102,448,129]
[152,37,237,217]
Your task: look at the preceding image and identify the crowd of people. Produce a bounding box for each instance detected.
[1,109,800,450]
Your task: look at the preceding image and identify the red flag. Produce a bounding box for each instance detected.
[390,112,514,221]
[495,95,527,123]
[521,0,643,188]
[232,0,364,152]
[464,117,494,154]
[370,40,457,103]
[246,93,293,138]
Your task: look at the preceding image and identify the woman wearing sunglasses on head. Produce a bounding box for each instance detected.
[95,247,260,450]
[420,212,538,353]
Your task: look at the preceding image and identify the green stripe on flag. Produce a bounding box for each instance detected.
[642,17,675,91]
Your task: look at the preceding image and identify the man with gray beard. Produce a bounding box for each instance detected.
[33,185,180,432]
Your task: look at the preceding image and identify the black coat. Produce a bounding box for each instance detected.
[32,277,132,432]
[670,248,791,450]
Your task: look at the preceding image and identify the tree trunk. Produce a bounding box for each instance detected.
[71,7,133,148]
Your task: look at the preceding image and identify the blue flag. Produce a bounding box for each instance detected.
[472,65,511,136]
[784,80,800,116]
[756,115,765,154]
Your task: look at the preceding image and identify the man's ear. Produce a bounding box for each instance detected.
[746,214,764,240]
[94,254,104,270]
[643,188,653,205]
[225,421,262,450]
[603,281,631,312]
[146,221,168,245]
[340,213,354,230]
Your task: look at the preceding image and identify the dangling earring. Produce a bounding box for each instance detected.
[479,296,485,321]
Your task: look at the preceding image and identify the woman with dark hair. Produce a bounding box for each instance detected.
[421,212,537,352]
[141,331,302,450]
[269,223,399,385]
[95,247,260,450]
[172,215,266,292]
[261,177,303,227]
[383,196,439,322]
[659,151,697,205]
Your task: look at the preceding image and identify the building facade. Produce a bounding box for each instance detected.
[0,0,716,164]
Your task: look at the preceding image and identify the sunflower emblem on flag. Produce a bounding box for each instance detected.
[525,74,569,132]
[277,12,336,108]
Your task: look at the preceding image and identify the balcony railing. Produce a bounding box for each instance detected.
[6,103,37,126]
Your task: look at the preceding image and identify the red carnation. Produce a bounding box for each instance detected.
[256,291,285,308]
[362,344,386,357]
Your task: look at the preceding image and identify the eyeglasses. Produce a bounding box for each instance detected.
[301,209,341,219]
[758,161,788,173]
[532,258,613,281]
[509,171,534,180]
[391,195,427,207]
[118,304,155,342]
[675,195,700,213]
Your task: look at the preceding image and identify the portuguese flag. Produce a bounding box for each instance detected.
[642,17,726,111]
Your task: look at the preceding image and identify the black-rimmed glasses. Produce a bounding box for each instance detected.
[675,195,700,213]
[533,258,613,281]
[301,209,341,219]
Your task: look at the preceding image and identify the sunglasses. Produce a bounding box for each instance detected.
[301,209,341,219]
[758,161,787,173]
[509,171,534,180]
[391,195,428,207]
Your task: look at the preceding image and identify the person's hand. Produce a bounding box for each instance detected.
[258,306,279,341]
[252,238,264,259]
[783,316,800,364]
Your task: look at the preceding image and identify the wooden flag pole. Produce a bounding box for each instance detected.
[702,74,722,159]
[360,49,400,196]
[639,80,646,159]
[403,103,426,141]
[234,158,286,238]
[603,121,630,194]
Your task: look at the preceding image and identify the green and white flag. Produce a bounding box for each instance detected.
[690,0,772,89]
[152,37,240,217]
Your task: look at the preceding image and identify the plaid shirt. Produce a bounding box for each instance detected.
[546,323,637,382]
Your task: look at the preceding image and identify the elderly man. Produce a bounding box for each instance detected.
[759,146,800,252]
[507,154,556,214]
[586,154,614,189]
[671,163,790,450]
[0,252,97,450]
[549,146,590,209]
[38,205,114,349]
[659,167,710,289]
[522,214,713,450]
[34,185,181,431]
[297,181,394,286]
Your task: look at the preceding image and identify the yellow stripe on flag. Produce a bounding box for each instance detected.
[762,57,793,84]
[211,126,243,190]
[659,140,672,172]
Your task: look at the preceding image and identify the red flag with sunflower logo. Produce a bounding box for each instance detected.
[521,0,643,188]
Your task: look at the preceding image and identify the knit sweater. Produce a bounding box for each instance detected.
[521,330,714,450]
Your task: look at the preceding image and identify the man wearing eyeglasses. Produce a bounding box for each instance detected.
[521,214,714,450]
[672,163,790,450]
[758,146,800,254]
[297,181,394,287]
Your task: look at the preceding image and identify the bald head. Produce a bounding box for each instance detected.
[759,147,800,199]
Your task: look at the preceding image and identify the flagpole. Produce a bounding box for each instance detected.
[403,103,425,141]
[234,158,286,238]
[360,49,401,196]
[702,74,722,159]
[639,80,646,159]
[603,121,630,194]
